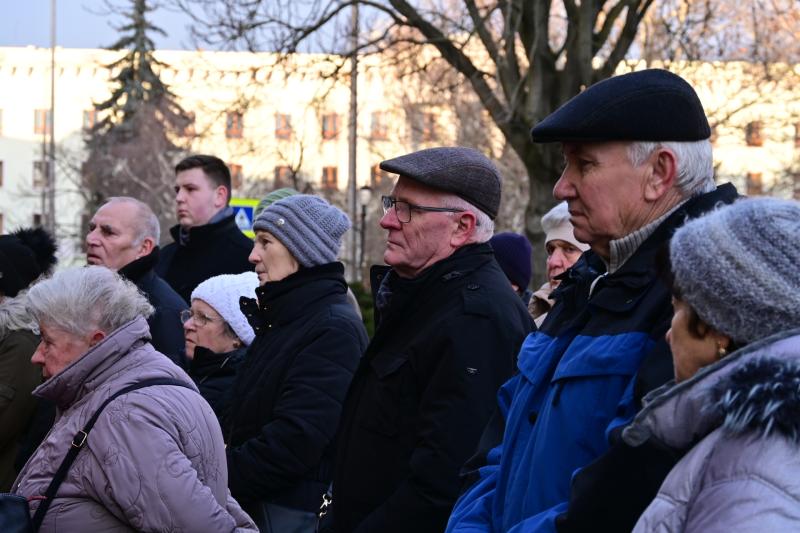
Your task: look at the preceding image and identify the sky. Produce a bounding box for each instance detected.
[0,0,195,50]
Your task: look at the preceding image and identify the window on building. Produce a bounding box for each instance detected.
[274,165,292,188]
[746,172,763,195]
[410,108,437,144]
[322,166,338,190]
[275,114,292,140]
[794,123,800,149]
[229,163,243,189]
[321,113,340,140]
[371,112,388,140]
[370,164,390,188]
[179,112,196,137]
[83,109,97,130]
[709,125,718,145]
[33,160,50,188]
[226,112,244,138]
[745,121,764,147]
[34,109,52,135]
[32,213,43,227]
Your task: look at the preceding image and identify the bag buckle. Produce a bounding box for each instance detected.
[318,492,332,518]
[71,431,88,448]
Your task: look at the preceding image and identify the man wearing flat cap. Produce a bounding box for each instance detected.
[320,147,534,533]
[447,69,739,533]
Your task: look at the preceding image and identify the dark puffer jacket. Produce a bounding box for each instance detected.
[188,345,246,425]
[225,262,367,514]
[156,213,254,304]
[119,248,187,367]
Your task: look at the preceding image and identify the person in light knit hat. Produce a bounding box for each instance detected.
[529,201,590,326]
[183,271,258,422]
[566,197,800,533]
[224,194,368,531]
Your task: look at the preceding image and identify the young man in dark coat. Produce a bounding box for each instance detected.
[319,147,534,533]
[155,155,254,303]
[86,197,187,366]
[446,69,739,533]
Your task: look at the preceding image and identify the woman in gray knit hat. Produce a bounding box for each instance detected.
[223,194,368,532]
[620,197,800,532]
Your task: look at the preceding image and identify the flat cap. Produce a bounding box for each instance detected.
[380,147,502,219]
[531,69,711,143]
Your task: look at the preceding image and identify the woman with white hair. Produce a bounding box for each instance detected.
[11,266,256,531]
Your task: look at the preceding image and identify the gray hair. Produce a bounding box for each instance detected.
[105,196,160,245]
[27,266,154,338]
[442,194,495,243]
[0,290,39,339]
[627,140,715,197]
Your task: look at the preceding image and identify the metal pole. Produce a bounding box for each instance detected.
[359,203,366,279]
[47,0,57,235]
[347,2,359,282]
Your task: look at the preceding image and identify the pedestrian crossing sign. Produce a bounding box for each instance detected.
[230,197,260,238]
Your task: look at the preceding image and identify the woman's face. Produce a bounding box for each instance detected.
[31,323,99,379]
[183,299,239,359]
[666,296,729,382]
[249,230,300,285]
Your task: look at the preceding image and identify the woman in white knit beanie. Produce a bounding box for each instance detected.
[182,271,258,422]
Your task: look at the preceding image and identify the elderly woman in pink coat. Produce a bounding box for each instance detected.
[12,266,256,532]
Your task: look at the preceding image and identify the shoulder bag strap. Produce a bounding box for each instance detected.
[30,377,192,530]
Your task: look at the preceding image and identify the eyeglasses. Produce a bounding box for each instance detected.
[180,309,220,327]
[381,195,464,224]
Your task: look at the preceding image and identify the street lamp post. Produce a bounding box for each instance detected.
[358,185,373,281]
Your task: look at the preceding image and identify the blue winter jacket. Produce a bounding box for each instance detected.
[446,184,738,533]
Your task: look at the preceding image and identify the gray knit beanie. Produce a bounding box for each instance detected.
[252,194,351,267]
[670,197,800,346]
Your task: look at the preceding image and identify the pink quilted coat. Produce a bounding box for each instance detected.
[13,316,257,532]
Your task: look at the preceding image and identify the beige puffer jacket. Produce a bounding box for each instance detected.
[14,316,257,532]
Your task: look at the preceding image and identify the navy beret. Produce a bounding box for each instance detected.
[380,147,502,219]
[531,69,711,143]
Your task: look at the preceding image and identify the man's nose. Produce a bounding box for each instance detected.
[379,208,400,229]
[553,171,576,201]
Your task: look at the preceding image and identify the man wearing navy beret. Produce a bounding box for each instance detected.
[447,69,739,532]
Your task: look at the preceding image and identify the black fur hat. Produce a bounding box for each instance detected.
[0,227,58,298]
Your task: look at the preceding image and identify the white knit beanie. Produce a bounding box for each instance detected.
[190,272,259,346]
[541,202,590,252]
[670,197,800,346]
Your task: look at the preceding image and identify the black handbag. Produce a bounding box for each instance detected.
[0,377,191,532]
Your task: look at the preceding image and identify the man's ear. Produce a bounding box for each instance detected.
[136,236,156,259]
[450,211,477,247]
[214,185,229,209]
[643,148,678,202]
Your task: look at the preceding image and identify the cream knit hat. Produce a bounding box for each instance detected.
[190,272,259,346]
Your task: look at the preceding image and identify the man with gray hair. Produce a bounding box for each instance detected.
[447,69,739,532]
[321,147,534,533]
[86,197,187,366]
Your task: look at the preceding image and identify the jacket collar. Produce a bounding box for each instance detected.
[241,262,347,335]
[623,329,800,450]
[118,247,160,283]
[168,210,239,248]
[189,345,246,376]
[369,242,495,328]
[553,183,739,303]
[33,316,152,409]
